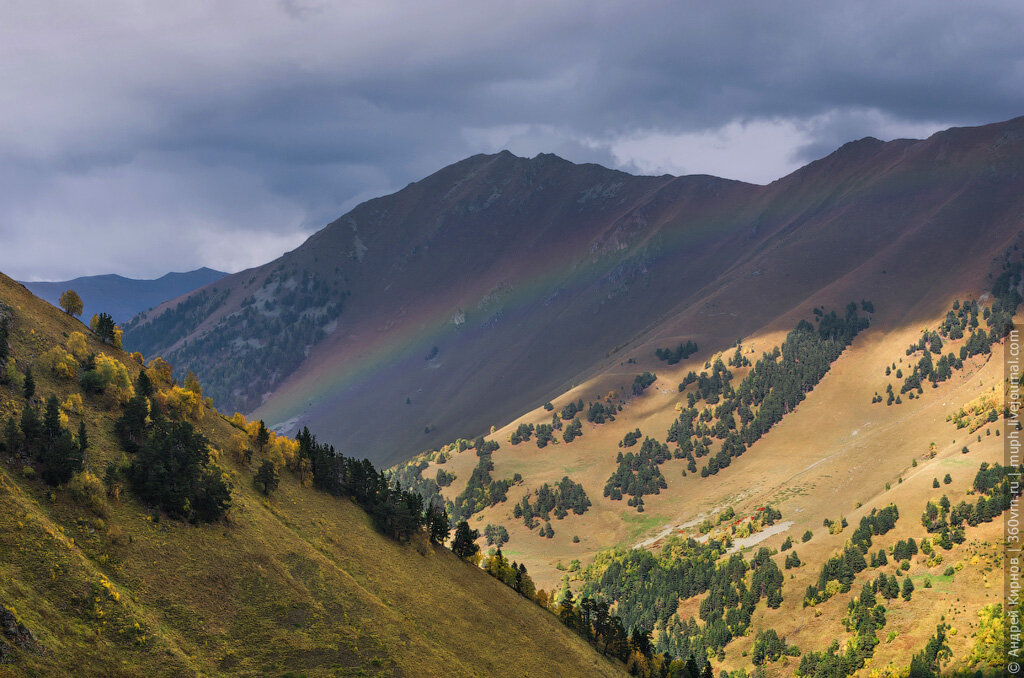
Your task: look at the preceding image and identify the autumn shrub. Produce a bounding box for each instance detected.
[66,331,89,360]
[70,470,108,517]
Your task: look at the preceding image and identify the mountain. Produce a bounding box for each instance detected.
[23,267,226,324]
[0,271,622,676]
[125,117,1024,471]
[11,116,1021,676]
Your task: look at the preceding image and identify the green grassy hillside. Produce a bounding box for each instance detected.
[0,272,623,677]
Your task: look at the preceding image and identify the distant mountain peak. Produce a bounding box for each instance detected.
[21,267,227,323]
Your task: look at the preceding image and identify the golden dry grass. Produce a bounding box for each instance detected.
[427,254,1015,673]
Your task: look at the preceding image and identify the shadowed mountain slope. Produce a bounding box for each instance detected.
[125,117,1024,467]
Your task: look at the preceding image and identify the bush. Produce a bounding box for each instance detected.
[69,470,108,517]
[5,358,24,390]
[62,393,84,415]
[40,347,78,381]
[66,332,89,360]
[81,354,134,403]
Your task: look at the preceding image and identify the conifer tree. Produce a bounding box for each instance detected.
[0,317,8,369]
[23,367,34,400]
[451,520,480,559]
[902,576,914,601]
[254,460,279,495]
[78,420,88,455]
[255,420,270,455]
[3,414,20,453]
[428,505,450,544]
[136,369,153,399]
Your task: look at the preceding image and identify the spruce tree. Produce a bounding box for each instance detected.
[428,505,450,544]
[254,460,279,495]
[136,369,153,398]
[43,394,63,439]
[78,421,88,454]
[3,414,21,453]
[0,317,8,369]
[451,520,480,559]
[23,367,34,400]
[255,420,270,455]
[902,576,914,601]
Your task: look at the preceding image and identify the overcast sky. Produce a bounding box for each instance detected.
[2,1,1023,281]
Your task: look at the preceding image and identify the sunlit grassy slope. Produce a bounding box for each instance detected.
[420,241,1021,674]
[0,272,623,677]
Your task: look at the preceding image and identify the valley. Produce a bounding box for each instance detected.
[4,117,1022,676]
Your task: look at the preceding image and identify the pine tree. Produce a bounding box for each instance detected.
[43,395,62,440]
[451,520,480,559]
[19,405,41,448]
[0,317,9,369]
[136,369,153,398]
[254,460,279,495]
[3,414,21,453]
[255,420,270,455]
[428,505,450,544]
[902,576,914,601]
[77,421,88,454]
[23,367,34,400]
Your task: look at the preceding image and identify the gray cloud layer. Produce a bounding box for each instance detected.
[2,1,1022,279]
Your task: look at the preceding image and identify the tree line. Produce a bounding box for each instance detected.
[665,303,870,480]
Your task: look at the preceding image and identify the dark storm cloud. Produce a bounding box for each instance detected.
[1,0,1022,280]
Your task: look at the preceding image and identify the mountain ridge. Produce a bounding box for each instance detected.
[22,267,227,324]
[124,116,1024,467]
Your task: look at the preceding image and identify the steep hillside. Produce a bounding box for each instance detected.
[23,268,227,324]
[125,117,1024,470]
[397,245,1020,676]
[0,272,623,677]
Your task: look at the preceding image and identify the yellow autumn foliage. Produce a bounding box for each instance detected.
[67,331,89,360]
[227,432,249,464]
[69,470,108,518]
[969,604,1007,668]
[146,357,173,385]
[62,393,84,415]
[157,386,205,420]
[41,346,79,381]
[266,434,300,470]
[94,354,134,404]
[227,411,299,469]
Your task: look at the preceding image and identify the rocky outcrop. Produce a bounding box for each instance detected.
[0,605,42,664]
